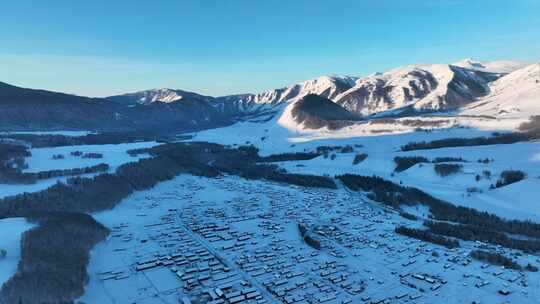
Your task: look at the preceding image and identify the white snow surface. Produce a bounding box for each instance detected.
[23,141,158,173]
[0,218,35,287]
[461,63,540,120]
[453,58,529,74]
[0,141,158,199]
[235,75,358,108]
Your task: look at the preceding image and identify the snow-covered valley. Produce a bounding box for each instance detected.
[0,58,540,304]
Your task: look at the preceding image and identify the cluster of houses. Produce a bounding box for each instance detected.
[91,175,539,304]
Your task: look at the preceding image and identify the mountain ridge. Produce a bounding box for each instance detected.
[0,59,537,132]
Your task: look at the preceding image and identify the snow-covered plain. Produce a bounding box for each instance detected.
[0,141,159,199]
[0,218,35,287]
[23,141,158,173]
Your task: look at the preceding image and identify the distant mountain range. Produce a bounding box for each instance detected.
[0,59,537,132]
[0,82,230,132]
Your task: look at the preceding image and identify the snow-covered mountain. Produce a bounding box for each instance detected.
[106,60,527,119]
[108,76,359,116]
[0,82,231,132]
[453,58,528,74]
[461,63,540,119]
[218,75,359,116]
[245,75,358,104]
[278,94,359,130]
[2,58,537,133]
[106,88,214,105]
[333,64,502,117]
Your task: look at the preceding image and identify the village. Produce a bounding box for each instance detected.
[80,174,540,304]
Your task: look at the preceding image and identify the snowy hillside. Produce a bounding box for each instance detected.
[461,63,540,120]
[214,75,358,115]
[106,88,214,105]
[244,75,358,104]
[453,58,528,74]
[334,64,500,117]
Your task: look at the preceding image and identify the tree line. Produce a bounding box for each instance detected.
[395,225,459,249]
[400,132,531,151]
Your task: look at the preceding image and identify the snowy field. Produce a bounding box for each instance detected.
[0,218,35,286]
[191,107,520,157]
[0,141,158,199]
[23,141,158,173]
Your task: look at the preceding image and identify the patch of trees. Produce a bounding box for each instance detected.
[394,156,429,172]
[425,221,540,253]
[70,151,104,159]
[433,157,466,163]
[258,152,319,162]
[525,263,539,272]
[491,170,526,188]
[395,226,459,249]
[337,174,432,209]
[82,152,103,159]
[0,249,6,259]
[393,156,467,173]
[369,118,449,128]
[400,119,450,127]
[478,158,493,164]
[0,143,30,165]
[52,154,64,160]
[0,163,110,185]
[352,153,368,165]
[434,163,462,177]
[37,163,109,179]
[340,146,354,153]
[519,115,540,139]
[399,212,418,221]
[0,131,161,148]
[469,250,521,270]
[298,223,321,250]
[0,143,30,180]
[316,145,353,155]
[70,151,83,157]
[400,133,530,151]
[0,212,109,304]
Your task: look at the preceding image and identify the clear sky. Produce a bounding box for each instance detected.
[1,0,539,97]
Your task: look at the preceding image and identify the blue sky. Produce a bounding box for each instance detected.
[1,0,539,97]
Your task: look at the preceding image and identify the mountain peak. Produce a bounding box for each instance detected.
[106,88,213,105]
[453,58,527,74]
